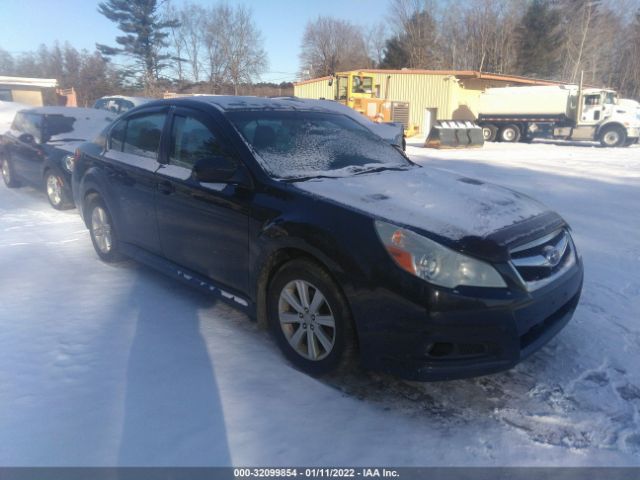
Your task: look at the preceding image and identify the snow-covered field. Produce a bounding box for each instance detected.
[1,140,639,466]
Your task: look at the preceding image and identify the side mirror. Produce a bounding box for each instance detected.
[192,156,237,183]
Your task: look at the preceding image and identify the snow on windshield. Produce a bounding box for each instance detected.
[228,111,408,179]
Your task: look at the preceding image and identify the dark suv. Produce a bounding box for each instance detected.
[1,107,115,209]
[73,96,583,380]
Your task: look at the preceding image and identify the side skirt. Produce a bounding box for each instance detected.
[120,243,255,316]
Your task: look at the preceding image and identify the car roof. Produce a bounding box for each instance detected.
[143,95,346,114]
[19,106,115,118]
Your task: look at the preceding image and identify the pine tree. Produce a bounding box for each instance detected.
[516,0,562,78]
[380,36,409,69]
[380,9,438,69]
[96,0,179,90]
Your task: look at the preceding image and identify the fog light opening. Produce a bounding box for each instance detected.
[427,342,454,358]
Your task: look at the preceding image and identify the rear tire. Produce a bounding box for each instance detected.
[86,195,121,262]
[267,258,356,376]
[498,124,521,143]
[481,124,498,142]
[599,125,626,147]
[1,157,19,188]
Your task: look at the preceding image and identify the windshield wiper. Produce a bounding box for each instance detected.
[352,165,410,176]
[283,174,338,183]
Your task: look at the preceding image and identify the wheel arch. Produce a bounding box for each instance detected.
[78,168,119,229]
[254,245,360,350]
[597,121,626,138]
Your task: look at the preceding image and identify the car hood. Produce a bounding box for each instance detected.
[293,166,556,243]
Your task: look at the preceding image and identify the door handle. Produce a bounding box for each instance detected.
[157,180,175,195]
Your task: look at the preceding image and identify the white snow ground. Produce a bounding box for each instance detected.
[0,140,639,466]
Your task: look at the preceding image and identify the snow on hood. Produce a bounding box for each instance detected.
[294,166,552,240]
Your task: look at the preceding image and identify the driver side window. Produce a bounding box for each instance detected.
[169,115,229,169]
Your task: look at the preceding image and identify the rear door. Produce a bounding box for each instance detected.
[9,112,45,184]
[101,108,168,254]
[154,107,251,294]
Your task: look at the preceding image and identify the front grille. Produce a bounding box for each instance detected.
[509,229,576,290]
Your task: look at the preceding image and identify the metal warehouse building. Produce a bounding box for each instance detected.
[294,69,562,134]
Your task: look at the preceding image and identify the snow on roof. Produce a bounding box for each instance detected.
[96,95,152,105]
[17,106,117,144]
[170,95,357,113]
[0,76,58,88]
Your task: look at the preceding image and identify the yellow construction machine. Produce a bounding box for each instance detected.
[329,72,418,137]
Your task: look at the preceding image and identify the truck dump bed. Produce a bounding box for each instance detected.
[479,85,577,117]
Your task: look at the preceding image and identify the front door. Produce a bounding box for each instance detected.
[581,94,603,124]
[154,108,250,294]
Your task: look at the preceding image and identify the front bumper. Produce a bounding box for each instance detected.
[355,257,584,381]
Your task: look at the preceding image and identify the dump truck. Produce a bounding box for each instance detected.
[477,84,640,147]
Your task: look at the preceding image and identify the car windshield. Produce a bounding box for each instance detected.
[227,110,410,180]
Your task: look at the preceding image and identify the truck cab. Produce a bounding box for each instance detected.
[580,89,617,124]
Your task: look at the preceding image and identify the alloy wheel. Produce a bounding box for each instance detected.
[91,206,113,254]
[46,174,63,206]
[1,160,10,184]
[278,279,336,361]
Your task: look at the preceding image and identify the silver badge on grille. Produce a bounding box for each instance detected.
[543,245,562,267]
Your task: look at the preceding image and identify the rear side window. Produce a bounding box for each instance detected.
[119,100,134,113]
[169,115,229,169]
[108,113,165,159]
[12,112,43,143]
[110,119,126,151]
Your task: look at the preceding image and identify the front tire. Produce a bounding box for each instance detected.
[599,125,626,147]
[498,124,521,143]
[86,195,120,262]
[267,259,355,376]
[1,157,19,188]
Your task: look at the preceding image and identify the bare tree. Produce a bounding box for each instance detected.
[299,16,370,77]
[387,0,439,68]
[225,5,268,95]
[438,0,521,73]
[165,1,207,83]
[365,22,388,67]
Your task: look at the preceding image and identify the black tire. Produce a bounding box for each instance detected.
[1,157,20,188]
[86,195,121,262]
[267,258,356,376]
[498,124,521,143]
[599,125,626,148]
[481,124,498,142]
[44,170,73,210]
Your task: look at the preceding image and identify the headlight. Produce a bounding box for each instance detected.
[375,220,507,289]
[62,154,75,173]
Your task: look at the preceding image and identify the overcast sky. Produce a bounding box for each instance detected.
[0,0,391,83]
